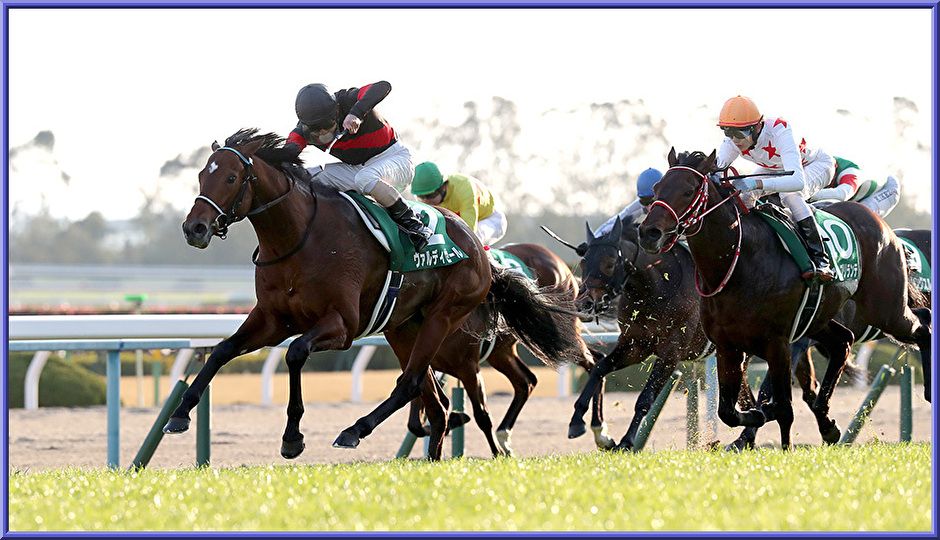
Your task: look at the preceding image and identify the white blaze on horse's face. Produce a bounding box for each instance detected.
[208,161,219,174]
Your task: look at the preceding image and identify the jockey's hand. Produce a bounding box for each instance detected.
[731,177,762,192]
[342,114,362,134]
[575,242,588,257]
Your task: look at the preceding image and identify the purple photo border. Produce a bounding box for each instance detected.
[0,0,936,538]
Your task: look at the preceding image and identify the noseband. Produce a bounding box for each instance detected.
[195,146,293,239]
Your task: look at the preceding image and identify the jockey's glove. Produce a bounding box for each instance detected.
[731,177,761,192]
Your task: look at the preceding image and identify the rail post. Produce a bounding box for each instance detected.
[839,364,896,445]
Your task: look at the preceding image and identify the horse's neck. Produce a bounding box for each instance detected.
[246,164,315,256]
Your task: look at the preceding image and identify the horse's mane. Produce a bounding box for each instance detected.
[224,128,306,175]
[676,150,711,169]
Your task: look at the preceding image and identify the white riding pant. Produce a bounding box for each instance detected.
[476,209,508,246]
[308,142,415,196]
[859,175,901,218]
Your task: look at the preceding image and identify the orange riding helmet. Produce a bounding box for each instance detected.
[717,95,763,127]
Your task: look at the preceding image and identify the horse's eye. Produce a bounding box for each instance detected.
[227,174,237,184]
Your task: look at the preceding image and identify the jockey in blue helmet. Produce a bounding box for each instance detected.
[593,168,663,236]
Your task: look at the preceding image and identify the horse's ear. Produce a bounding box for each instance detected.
[585,221,595,244]
[211,140,220,151]
[240,138,265,157]
[701,149,718,173]
[667,147,678,167]
[609,216,623,241]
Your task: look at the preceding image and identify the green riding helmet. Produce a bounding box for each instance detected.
[411,161,445,196]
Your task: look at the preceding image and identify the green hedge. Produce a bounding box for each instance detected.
[7,352,106,408]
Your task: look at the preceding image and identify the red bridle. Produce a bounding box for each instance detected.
[648,165,743,297]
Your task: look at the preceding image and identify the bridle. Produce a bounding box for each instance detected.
[195,146,294,240]
[648,165,743,297]
[582,235,641,314]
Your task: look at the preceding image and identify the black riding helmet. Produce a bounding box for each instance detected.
[295,83,338,130]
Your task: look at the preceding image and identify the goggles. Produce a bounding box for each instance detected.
[721,125,758,140]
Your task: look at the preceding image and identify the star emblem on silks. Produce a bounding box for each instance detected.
[762,142,779,160]
[774,118,788,128]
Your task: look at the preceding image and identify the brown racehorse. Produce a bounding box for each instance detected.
[638,149,931,449]
[727,228,932,450]
[164,129,587,460]
[407,243,613,456]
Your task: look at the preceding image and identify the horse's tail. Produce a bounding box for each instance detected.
[487,264,586,368]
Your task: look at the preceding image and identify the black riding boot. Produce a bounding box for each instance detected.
[387,198,432,252]
[795,217,835,282]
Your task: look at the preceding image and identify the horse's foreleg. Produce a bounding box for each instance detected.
[617,355,675,451]
[489,344,537,444]
[334,315,459,454]
[763,339,795,450]
[727,356,762,452]
[716,346,765,429]
[420,371,448,461]
[165,309,285,434]
[280,314,348,459]
[460,370,504,457]
[568,341,627,442]
[792,339,840,444]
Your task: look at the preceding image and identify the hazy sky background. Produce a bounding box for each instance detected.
[7,7,934,221]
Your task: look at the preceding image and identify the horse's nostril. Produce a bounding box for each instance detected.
[645,228,662,241]
[193,223,208,237]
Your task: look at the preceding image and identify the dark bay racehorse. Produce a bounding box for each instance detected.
[164,129,587,460]
[566,217,713,450]
[637,149,931,449]
[407,243,613,456]
[728,228,933,449]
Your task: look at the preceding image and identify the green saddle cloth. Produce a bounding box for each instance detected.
[342,192,469,273]
[754,206,861,292]
[898,236,932,293]
[487,247,536,280]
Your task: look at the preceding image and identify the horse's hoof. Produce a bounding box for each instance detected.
[568,422,587,439]
[820,422,841,445]
[724,439,754,453]
[612,440,637,453]
[280,437,306,459]
[445,412,472,434]
[163,417,190,434]
[591,423,617,450]
[496,430,514,456]
[332,428,361,449]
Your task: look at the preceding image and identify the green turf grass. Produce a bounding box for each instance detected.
[9,442,931,532]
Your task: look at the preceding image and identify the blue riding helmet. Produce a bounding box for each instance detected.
[637,168,664,198]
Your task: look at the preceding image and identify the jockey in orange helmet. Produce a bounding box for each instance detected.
[716,95,835,282]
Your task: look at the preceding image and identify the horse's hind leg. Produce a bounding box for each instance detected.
[808,321,854,430]
[420,371,449,461]
[488,344,537,455]
[884,306,932,402]
[334,313,463,455]
[460,370,504,457]
[407,398,430,438]
[792,339,840,444]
